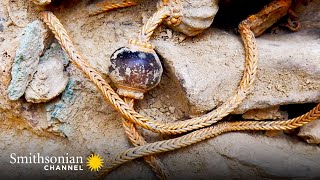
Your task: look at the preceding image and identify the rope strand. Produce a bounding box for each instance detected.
[89,1,137,16]
[114,97,168,180]
[140,7,170,42]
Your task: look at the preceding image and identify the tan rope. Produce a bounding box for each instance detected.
[98,103,320,177]
[117,98,168,180]
[89,1,137,16]
[40,11,257,135]
[139,7,170,42]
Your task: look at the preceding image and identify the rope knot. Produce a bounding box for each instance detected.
[158,0,183,27]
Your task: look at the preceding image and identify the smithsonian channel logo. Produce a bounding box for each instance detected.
[9,153,104,172]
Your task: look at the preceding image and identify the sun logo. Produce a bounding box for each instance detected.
[86,154,104,172]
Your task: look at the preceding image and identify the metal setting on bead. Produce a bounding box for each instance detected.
[128,39,153,51]
[108,45,163,100]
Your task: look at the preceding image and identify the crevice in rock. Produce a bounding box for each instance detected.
[214,0,311,34]
[280,103,318,119]
[215,0,272,30]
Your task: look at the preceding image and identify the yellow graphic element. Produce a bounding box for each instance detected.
[86,154,104,172]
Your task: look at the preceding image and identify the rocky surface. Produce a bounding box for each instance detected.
[299,119,320,144]
[0,0,320,179]
[164,0,220,36]
[155,28,320,114]
[211,132,320,178]
[156,0,320,114]
[7,20,48,100]
[242,106,288,120]
[25,43,69,103]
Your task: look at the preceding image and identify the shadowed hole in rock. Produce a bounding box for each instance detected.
[280,103,319,140]
[280,103,318,119]
[213,0,305,34]
[215,0,271,29]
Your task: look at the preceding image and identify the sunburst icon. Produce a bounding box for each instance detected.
[86,154,104,172]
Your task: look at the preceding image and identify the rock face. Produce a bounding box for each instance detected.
[155,28,320,114]
[156,0,320,114]
[25,43,69,103]
[1,0,320,179]
[8,20,48,100]
[210,132,320,178]
[296,0,320,29]
[242,106,288,120]
[298,120,320,144]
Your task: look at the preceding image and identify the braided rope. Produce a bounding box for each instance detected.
[117,98,168,180]
[40,11,257,135]
[98,103,320,177]
[162,0,170,5]
[140,7,170,42]
[90,1,137,16]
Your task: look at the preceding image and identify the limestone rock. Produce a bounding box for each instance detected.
[295,0,320,29]
[298,120,320,144]
[8,20,48,100]
[242,106,288,120]
[1,0,320,179]
[164,0,219,36]
[25,44,69,103]
[210,132,320,178]
[155,28,320,114]
[156,1,320,114]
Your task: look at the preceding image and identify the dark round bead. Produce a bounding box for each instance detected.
[108,46,163,99]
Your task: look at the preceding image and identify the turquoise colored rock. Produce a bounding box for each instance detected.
[8,20,48,100]
[44,78,76,137]
[61,79,75,103]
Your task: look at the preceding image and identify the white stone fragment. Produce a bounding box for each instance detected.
[298,120,320,144]
[25,45,69,103]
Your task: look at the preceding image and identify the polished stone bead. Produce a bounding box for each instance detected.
[109,47,163,99]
